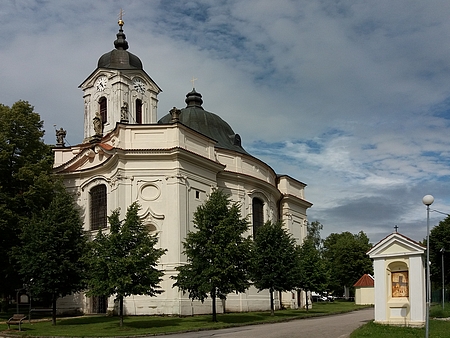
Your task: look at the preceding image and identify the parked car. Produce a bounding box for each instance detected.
[311,292,334,302]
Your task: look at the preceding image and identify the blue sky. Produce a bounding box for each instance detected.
[1,0,449,243]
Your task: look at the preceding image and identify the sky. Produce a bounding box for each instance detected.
[1,0,449,244]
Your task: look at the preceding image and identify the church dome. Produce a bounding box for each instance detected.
[97,20,143,70]
[158,89,248,154]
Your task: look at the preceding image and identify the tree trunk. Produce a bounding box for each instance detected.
[269,288,274,316]
[305,290,309,312]
[1,293,8,312]
[211,288,217,322]
[344,286,349,299]
[222,298,226,314]
[119,295,124,327]
[52,294,57,326]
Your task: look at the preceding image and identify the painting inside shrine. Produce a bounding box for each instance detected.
[392,271,409,297]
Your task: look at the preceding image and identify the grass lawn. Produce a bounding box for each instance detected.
[349,320,450,338]
[0,301,368,336]
[350,304,450,338]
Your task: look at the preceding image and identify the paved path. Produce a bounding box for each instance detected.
[150,308,374,338]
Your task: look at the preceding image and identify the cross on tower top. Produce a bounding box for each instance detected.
[191,76,198,88]
[118,8,125,26]
[394,225,399,233]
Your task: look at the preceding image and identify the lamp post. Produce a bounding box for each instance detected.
[441,248,445,309]
[423,194,434,338]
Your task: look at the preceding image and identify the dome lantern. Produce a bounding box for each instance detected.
[185,88,204,109]
[97,19,142,70]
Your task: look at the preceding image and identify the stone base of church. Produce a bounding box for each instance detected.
[56,286,296,316]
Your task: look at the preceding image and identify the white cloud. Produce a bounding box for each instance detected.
[1,0,450,243]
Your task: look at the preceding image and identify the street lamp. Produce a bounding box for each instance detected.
[441,248,445,310]
[423,194,434,338]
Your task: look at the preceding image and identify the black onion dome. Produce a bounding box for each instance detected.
[97,21,143,70]
[158,89,248,154]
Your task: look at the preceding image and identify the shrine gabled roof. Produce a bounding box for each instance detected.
[367,232,425,259]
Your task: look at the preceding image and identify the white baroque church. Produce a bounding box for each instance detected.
[53,20,312,315]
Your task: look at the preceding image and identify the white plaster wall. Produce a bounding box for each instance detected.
[54,120,310,315]
[373,259,387,322]
[408,255,425,325]
[355,287,374,305]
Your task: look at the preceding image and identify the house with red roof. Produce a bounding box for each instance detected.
[354,274,374,305]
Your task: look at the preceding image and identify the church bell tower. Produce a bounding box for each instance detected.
[79,18,162,142]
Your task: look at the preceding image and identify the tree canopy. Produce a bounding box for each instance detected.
[172,189,252,322]
[295,222,327,311]
[306,221,324,251]
[85,202,166,327]
[250,220,298,315]
[429,215,450,286]
[0,101,54,303]
[323,231,373,297]
[14,182,87,325]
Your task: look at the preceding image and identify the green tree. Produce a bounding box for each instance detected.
[172,190,252,322]
[14,183,87,325]
[323,231,373,297]
[85,202,166,327]
[307,221,324,251]
[250,221,297,315]
[429,215,450,286]
[295,222,327,311]
[0,101,54,306]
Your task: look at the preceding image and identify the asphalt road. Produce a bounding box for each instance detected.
[149,308,374,338]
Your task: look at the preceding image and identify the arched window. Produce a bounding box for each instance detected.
[99,97,107,124]
[90,184,107,230]
[252,197,264,238]
[136,99,142,124]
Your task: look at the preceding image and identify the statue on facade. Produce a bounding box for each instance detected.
[56,127,66,147]
[170,107,181,122]
[121,102,129,122]
[93,112,103,137]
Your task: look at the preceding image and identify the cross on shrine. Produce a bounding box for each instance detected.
[394,225,399,233]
